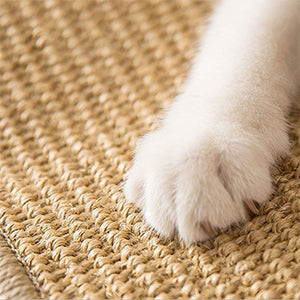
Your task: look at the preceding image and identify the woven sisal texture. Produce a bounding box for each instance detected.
[0,0,299,299]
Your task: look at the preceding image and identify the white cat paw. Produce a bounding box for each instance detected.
[124,123,273,244]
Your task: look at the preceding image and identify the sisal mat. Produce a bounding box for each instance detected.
[0,0,299,299]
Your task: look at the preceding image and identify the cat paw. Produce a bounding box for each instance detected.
[124,124,273,244]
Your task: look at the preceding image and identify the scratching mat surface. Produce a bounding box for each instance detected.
[0,0,300,299]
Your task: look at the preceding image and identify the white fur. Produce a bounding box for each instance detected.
[124,0,299,244]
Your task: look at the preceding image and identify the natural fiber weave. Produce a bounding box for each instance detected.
[0,0,299,299]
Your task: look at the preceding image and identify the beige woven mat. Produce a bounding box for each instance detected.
[0,0,299,299]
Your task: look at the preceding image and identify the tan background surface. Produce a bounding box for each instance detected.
[0,0,299,299]
[0,234,40,299]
